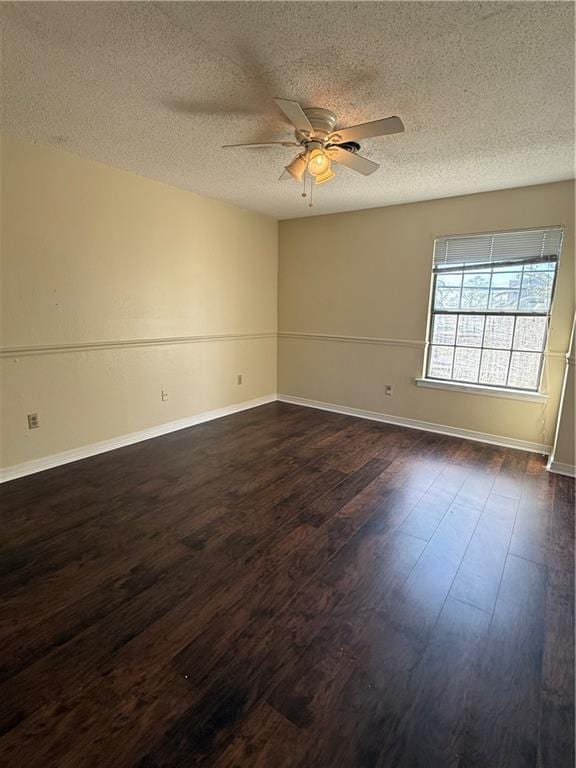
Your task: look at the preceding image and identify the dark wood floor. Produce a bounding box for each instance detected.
[0,402,574,767]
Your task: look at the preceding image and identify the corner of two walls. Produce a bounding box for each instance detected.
[549,315,576,475]
[2,134,574,477]
[277,181,575,456]
[0,134,279,474]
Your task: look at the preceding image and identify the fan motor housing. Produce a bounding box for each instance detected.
[298,107,338,140]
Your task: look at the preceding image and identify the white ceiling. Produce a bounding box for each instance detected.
[1,2,574,220]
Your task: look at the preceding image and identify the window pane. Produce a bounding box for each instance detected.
[432,314,457,345]
[479,349,510,386]
[524,262,555,272]
[518,272,553,312]
[484,316,514,349]
[508,352,541,390]
[491,272,522,289]
[453,347,481,382]
[435,288,461,310]
[513,316,547,352]
[429,346,454,379]
[436,273,463,288]
[489,289,519,310]
[428,247,558,393]
[461,288,489,310]
[463,271,490,288]
[456,315,485,347]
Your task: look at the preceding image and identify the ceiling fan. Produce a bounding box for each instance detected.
[222,98,404,196]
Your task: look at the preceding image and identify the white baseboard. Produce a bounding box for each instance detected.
[546,460,576,478]
[0,395,277,483]
[1,391,556,483]
[278,394,551,455]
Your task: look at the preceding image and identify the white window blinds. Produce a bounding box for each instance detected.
[433,226,564,271]
[425,224,563,391]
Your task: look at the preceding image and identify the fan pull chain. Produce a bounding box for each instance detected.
[299,172,313,207]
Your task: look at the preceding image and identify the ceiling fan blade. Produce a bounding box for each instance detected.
[274,98,314,135]
[279,169,293,181]
[222,141,299,149]
[283,154,307,182]
[326,146,380,176]
[328,116,404,144]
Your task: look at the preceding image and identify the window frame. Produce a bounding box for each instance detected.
[423,252,559,394]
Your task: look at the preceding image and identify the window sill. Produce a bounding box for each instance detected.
[414,378,548,402]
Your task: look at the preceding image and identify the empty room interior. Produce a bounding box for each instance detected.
[1,2,575,767]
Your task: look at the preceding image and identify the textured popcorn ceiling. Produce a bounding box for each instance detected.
[1,2,574,219]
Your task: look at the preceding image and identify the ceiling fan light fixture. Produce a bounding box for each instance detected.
[307,148,331,177]
[222,98,405,204]
[284,154,307,182]
[314,167,336,185]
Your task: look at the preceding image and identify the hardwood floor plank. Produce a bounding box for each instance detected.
[509,453,555,565]
[0,541,190,683]
[374,597,491,768]
[210,702,301,768]
[171,459,408,689]
[0,464,346,735]
[0,403,318,543]
[491,447,529,500]
[0,427,411,746]
[141,494,426,766]
[449,493,517,614]
[300,503,481,767]
[538,473,575,768]
[0,404,572,768]
[388,501,483,636]
[397,484,455,540]
[460,553,548,768]
[266,529,427,725]
[453,444,506,509]
[0,451,308,642]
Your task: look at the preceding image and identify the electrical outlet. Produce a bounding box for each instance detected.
[161,389,168,402]
[384,384,393,397]
[27,413,39,429]
[237,374,243,385]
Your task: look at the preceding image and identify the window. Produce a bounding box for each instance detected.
[425,227,563,392]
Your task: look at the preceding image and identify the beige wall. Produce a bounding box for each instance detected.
[278,181,575,449]
[1,134,278,469]
[2,134,573,473]
[550,317,575,470]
